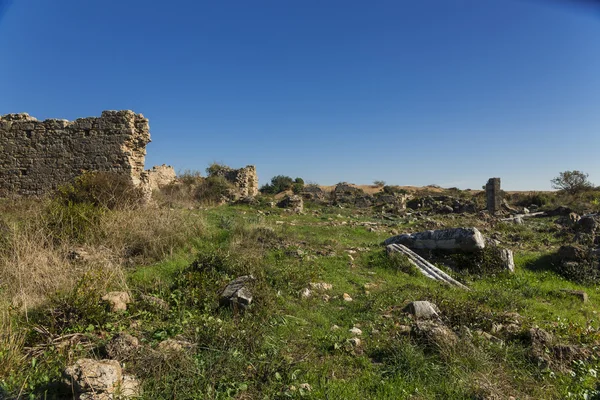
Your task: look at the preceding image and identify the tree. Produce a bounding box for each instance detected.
[260,175,299,194]
[550,170,594,194]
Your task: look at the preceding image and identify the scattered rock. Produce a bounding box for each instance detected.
[555,212,580,227]
[309,282,333,291]
[498,248,515,273]
[120,374,142,398]
[342,293,353,302]
[140,294,170,311]
[219,275,254,310]
[300,185,325,201]
[402,301,441,319]
[63,359,122,395]
[349,327,362,336]
[277,195,304,213]
[102,292,132,312]
[384,227,485,252]
[347,337,361,347]
[576,215,598,234]
[299,383,312,392]
[300,288,312,298]
[413,320,458,348]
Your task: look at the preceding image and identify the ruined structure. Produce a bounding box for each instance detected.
[486,177,501,215]
[141,164,177,192]
[0,110,150,196]
[210,165,259,197]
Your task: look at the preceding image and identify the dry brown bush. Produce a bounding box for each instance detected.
[0,196,204,311]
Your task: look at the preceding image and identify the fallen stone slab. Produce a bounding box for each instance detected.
[384,227,485,252]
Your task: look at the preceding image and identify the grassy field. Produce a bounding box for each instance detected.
[1,189,600,399]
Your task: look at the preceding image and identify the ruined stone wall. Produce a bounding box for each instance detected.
[0,110,151,196]
[224,165,259,197]
[210,165,259,197]
[141,164,177,192]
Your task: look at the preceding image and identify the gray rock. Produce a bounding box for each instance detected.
[402,301,441,319]
[413,320,458,348]
[499,248,515,273]
[219,275,255,309]
[277,195,304,213]
[384,227,485,252]
[576,216,598,234]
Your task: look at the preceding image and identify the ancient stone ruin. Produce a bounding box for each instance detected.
[210,165,259,197]
[486,177,501,215]
[0,110,150,196]
[141,164,177,192]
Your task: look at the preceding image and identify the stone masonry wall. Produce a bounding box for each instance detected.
[224,165,259,197]
[0,110,151,196]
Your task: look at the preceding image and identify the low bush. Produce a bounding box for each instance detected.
[194,176,235,204]
[55,171,145,210]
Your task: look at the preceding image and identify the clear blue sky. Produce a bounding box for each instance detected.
[1,0,599,190]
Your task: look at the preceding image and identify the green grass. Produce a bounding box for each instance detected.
[2,202,600,399]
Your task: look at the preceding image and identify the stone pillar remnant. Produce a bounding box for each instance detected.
[486,177,501,215]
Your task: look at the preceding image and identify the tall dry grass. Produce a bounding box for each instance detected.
[94,206,205,263]
[0,197,205,312]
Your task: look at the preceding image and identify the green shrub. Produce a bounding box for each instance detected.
[383,185,408,195]
[437,247,511,277]
[513,192,551,207]
[260,175,295,194]
[291,182,304,194]
[194,176,234,204]
[44,199,104,243]
[55,171,145,210]
[206,162,231,177]
[177,169,203,186]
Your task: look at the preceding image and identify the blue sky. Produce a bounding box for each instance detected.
[1,0,599,190]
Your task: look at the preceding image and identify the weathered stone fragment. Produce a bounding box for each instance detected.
[402,301,440,319]
[219,275,254,309]
[498,248,515,273]
[102,291,132,312]
[63,359,122,394]
[277,194,304,213]
[384,227,485,252]
[413,320,458,348]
